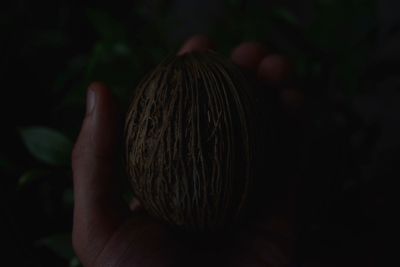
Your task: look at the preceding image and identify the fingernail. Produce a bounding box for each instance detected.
[86,88,96,115]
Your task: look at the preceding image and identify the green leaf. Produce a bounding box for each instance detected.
[70,256,82,267]
[36,233,74,260]
[19,127,73,166]
[18,169,50,187]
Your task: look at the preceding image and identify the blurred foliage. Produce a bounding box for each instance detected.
[19,127,73,166]
[36,234,74,261]
[1,0,382,266]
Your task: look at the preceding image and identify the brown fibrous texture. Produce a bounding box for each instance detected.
[125,51,254,231]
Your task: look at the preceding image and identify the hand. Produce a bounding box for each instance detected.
[72,35,300,267]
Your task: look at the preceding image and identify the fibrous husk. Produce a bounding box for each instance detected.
[125,51,255,231]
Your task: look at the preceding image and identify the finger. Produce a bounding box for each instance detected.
[129,197,143,212]
[93,213,181,267]
[72,82,129,263]
[257,54,293,85]
[231,42,268,71]
[256,54,303,111]
[178,34,215,55]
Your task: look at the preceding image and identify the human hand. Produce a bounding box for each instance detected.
[72,35,299,267]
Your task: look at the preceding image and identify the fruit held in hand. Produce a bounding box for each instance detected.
[125,51,254,231]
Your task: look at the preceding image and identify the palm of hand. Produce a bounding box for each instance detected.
[95,216,291,266]
[72,36,297,267]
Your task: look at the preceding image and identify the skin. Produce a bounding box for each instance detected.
[72,35,302,267]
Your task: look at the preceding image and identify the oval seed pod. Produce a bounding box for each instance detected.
[125,51,255,231]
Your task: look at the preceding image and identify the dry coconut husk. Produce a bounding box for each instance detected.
[125,51,256,231]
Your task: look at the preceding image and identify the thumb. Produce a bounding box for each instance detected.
[71,83,128,263]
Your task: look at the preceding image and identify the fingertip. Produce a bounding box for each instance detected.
[257,54,292,85]
[72,81,119,175]
[88,81,108,92]
[178,34,215,55]
[259,55,292,83]
[86,87,96,116]
[129,197,143,212]
[231,42,268,70]
[88,82,115,106]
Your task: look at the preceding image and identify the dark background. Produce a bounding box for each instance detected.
[1,0,397,266]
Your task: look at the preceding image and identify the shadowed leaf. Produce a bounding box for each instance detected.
[18,169,50,187]
[19,127,73,166]
[36,234,74,260]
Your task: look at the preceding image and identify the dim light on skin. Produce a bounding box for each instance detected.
[72,35,298,267]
